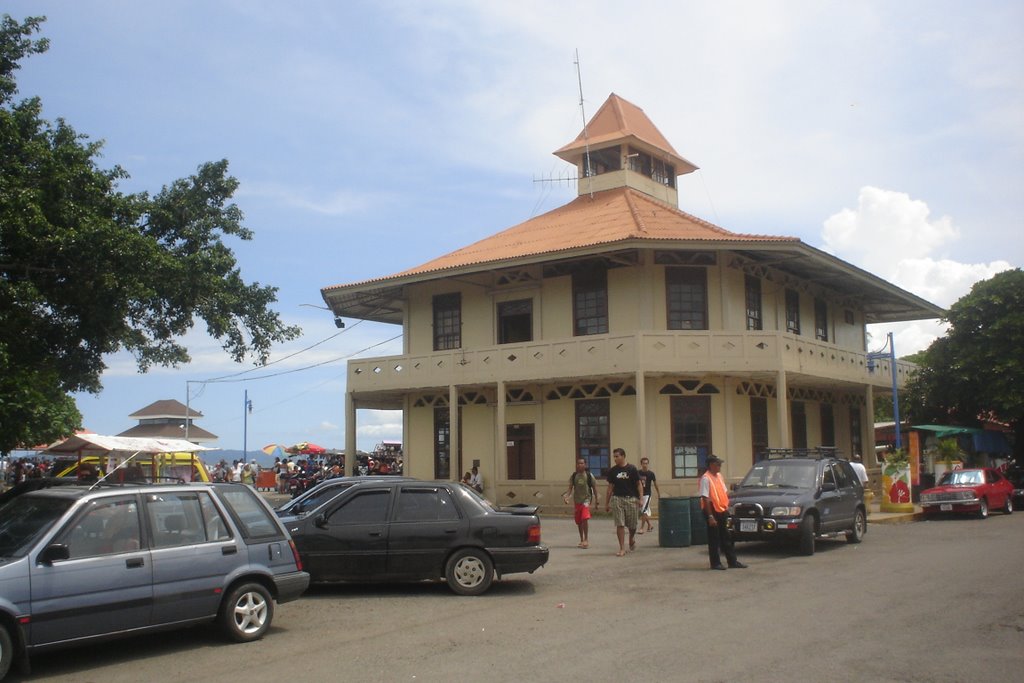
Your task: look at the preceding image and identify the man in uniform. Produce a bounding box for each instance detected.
[699,454,747,570]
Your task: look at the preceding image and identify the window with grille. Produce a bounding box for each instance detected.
[573,269,608,336]
[785,289,801,335]
[666,267,708,330]
[750,397,769,463]
[850,406,863,459]
[814,298,828,341]
[433,293,461,351]
[576,399,610,476]
[434,407,450,480]
[820,404,835,447]
[670,396,711,478]
[497,299,532,344]
[791,401,807,449]
[745,275,762,331]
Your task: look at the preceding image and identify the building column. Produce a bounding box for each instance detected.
[495,381,507,483]
[864,384,876,466]
[635,369,647,463]
[449,384,459,481]
[722,376,735,461]
[776,370,790,448]
[345,391,357,476]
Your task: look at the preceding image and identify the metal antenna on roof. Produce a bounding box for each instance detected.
[574,49,594,199]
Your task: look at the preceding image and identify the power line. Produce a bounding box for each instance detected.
[196,333,403,384]
[204,318,367,382]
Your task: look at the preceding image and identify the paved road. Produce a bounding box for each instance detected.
[17,513,1024,683]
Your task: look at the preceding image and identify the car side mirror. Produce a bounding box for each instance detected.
[39,543,70,565]
[314,513,328,529]
[821,482,837,493]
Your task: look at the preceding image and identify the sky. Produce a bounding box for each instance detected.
[6,1,1021,453]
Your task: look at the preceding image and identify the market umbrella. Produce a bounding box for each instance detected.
[287,442,327,456]
[262,444,288,458]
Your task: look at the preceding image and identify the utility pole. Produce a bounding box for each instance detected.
[243,390,253,463]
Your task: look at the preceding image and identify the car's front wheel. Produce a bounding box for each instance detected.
[798,515,816,556]
[0,624,13,681]
[445,549,494,596]
[846,509,866,543]
[219,582,274,642]
[978,499,989,519]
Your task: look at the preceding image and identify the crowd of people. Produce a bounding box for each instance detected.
[2,456,52,486]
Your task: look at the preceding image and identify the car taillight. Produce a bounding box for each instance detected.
[527,524,541,544]
[288,539,303,571]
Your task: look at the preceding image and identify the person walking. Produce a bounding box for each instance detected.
[699,454,746,570]
[563,458,599,549]
[637,457,661,534]
[604,448,643,557]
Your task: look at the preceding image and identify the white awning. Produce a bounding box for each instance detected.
[42,434,212,457]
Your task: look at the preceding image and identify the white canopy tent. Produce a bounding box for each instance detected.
[43,434,211,456]
[42,434,214,482]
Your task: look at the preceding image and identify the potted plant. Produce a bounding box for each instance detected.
[933,438,962,481]
[881,447,914,513]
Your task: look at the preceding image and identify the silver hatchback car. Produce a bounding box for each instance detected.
[0,482,309,680]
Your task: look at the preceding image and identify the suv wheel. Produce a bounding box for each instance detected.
[846,509,866,543]
[0,625,13,681]
[445,549,494,596]
[798,515,816,556]
[978,499,989,519]
[220,582,274,642]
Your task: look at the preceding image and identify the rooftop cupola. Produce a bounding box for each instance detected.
[553,93,698,207]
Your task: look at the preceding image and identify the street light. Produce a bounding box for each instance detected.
[868,331,901,450]
[243,390,253,463]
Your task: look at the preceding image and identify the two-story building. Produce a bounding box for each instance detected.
[322,93,943,504]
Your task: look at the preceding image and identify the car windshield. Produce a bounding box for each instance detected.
[938,470,983,486]
[739,461,817,489]
[0,495,73,558]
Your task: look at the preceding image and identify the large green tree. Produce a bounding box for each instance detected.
[905,268,1024,459]
[0,16,300,453]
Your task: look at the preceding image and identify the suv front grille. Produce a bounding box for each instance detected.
[733,503,765,517]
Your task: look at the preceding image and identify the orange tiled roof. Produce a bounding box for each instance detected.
[385,187,794,281]
[554,93,697,172]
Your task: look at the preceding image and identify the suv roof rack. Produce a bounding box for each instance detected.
[761,447,844,461]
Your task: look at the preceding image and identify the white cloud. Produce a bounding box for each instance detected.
[822,186,959,276]
[826,186,1015,355]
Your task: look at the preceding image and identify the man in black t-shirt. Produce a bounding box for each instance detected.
[604,448,643,556]
[638,457,661,534]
